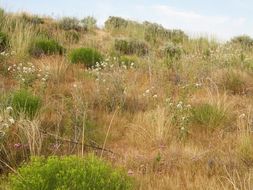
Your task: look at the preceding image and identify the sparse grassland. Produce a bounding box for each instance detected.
[1,9,253,190]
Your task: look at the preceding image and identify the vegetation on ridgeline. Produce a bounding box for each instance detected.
[1,7,253,190]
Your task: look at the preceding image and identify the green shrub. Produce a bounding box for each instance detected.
[69,48,103,68]
[105,16,128,30]
[0,32,9,52]
[9,155,134,190]
[29,38,65,57]
[143,22,188,44]
[58,17,82,31]
[163,42,182,61]
[81,16,97,30]
[191,103,227,129]
[12,89,42,119]
[230,35,253,49]
[114,39,148,56]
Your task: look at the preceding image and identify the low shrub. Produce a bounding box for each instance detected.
[58,17,82,31]
[29,38,65,57]
[230,35,253,49]
[191,103,227,129]
[9,155,134,190]
[81,16,97,30]
[0,32,9,52]
[114,38,149,56]
[69,47,103,68]
[12,89,42,119]
[105,16,128,30]
[162,42,182,61]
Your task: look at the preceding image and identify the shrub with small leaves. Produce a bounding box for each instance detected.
[81,16,97,30]
[115,39,149,56]
[58,17,82,31]
[191,103,227,129]
[12,89,42,119]
[69,47,103,68]
[9,155,134,190]
[29,38,65,57]
[230,35,253,49]
[105,16,128,30]
[0,32,9,53]
[163,42,182,61]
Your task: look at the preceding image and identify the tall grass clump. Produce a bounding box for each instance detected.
[2,16,37,59]
[12,89,42,119]
[69,47,103,68]
[29,37,65,57]
[0,31,9,52]
[191,103,227,129]
[9,155,134,190]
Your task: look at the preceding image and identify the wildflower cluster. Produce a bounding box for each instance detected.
[166,99,192,140]
[0,106,15,141]
[8,62,49,87]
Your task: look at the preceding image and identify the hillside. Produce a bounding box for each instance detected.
[1,9,253,190]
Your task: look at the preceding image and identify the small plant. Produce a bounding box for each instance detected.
[58,17,82,31]
[114,39,149,56]
[191,103,227,129]
[69,48,103,68]
[9,155,134,190]
[12,89,42,119]
[0,32,9,52]
[29,38,65,57]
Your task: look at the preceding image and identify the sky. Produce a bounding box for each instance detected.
[1,0,253,40]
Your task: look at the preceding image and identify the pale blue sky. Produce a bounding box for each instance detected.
[1,0,253,40]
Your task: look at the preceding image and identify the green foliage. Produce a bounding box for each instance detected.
[9,155,134,190]
[29,38,65,57]
[81,16,97,30]
[0,31,9,52]
[12,89,42,119]
[65,30,80,43]
[69,48,103,68]
[230,35,253,49]
[114,38,149,56]
[191,103,227,129]
[105,16,128,30]
[58,17,82,31]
